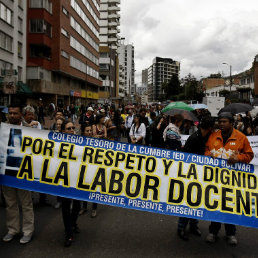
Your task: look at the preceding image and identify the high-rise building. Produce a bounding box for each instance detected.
[0,0,27,105]
[147,57,180,102]
[98,0,120,104]
[27,0,102,107]
[254,55,258,96]
[117,43,135,98]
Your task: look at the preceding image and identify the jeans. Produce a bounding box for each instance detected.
[61,198,80,237]
[82,201,98,210]
[178,217,198,231]
[209,222,236,236]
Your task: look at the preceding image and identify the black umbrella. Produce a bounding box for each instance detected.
[218,103,253,115]
[252,99,258,106]
[163,109,198,122]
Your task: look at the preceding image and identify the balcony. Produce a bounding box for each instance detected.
[108,0,120,3]
[108,37,117,43]
[108,6,120,11]
[108,22,118,27]
[99,57,111,64]
[108,29,117,35]
[108,13,118,19]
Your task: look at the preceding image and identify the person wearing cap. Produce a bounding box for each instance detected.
[177,116,215,241]
[79,106,95,129]
[205,112,253,245]
[99,108,109,124]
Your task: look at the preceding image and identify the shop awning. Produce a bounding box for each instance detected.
[17,81,33,94]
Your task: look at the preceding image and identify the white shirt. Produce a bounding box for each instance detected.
[129,123,146,140]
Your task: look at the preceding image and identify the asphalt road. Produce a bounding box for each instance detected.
[0,194,258,258]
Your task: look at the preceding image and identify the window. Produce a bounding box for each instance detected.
[0,3,13,25]
[61,28,69,38]
[61,50,69,59]
[70,36,99,65]
[30,44,51,59]
[30,19,52,37]
[18,18,23,32]
[18,0,23,9]
[62,7,69,16]
[18,67,22,81]
[30,0,52,14]
[70,16,99,51]
[18,42,22,57]
[0,31,13,52]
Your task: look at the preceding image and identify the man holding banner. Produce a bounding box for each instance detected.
[178,116,215,241]
[205,112,254,245]
[2,104,34,244]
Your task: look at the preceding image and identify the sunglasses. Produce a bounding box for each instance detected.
[66,126,75,131]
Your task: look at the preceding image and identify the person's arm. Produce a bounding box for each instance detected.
[92,125,98,138]
[236,137,254,164]
[157,118,164,130]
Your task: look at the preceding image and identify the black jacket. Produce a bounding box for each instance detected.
[183,129,208,155]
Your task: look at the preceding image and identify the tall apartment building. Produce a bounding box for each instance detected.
[117,43,135,98]
[0,0,27,105]
[142,68,148,87]
[147,57,180,102]
[98,0,120,104]
[27,0,102,107]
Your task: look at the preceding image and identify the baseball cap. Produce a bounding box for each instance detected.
[100,109,105,113]
[87,107,94,112]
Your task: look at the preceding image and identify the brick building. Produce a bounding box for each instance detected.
[27,0,102,107]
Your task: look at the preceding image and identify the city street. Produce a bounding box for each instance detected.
[1,195,258,258]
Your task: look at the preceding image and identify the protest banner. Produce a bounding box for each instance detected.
[0,123,258,228]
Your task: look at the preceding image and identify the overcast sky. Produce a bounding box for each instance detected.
[120,0,258,84]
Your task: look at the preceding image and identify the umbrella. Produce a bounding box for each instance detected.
[162,102,193,113]
[218,103,253,115]
[190,104,208,110]
[163,108,198,122]
[252,99,258,106]
[0,106,8,113]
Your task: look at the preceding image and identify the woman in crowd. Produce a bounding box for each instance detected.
[150,115,167,148]
[163,114,184,151]
[129,114,146,145]
[55,118,64,133]
[242,116,253,136]
[92,114,107,139]
[61,121,81,247]
[79,124,98,218]
[106,110,123,141]
[234,114,244,132]
[54,117,65,209]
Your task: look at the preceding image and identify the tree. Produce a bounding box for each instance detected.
[162,74,182,100]
[182,73,204,102]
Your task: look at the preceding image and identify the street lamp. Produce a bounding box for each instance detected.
[222,62,232,97]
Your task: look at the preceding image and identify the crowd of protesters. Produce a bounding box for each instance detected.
[0,100,257,247]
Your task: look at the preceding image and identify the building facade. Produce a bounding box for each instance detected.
[117,43,135,98]
[27,0,102,107]
[147,57,180,102]
[0,0,27,105]
[98,0,120,104]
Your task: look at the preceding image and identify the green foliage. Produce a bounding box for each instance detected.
[162,74,182,99]
[182,73,200,100]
